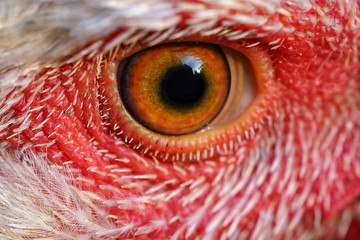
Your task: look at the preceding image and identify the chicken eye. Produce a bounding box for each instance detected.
[118,43,230,135]
[100,40,266,162]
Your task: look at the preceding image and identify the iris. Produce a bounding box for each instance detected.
[118,43,230,135]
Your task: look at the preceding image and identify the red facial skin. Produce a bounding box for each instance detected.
[1,0,360,239]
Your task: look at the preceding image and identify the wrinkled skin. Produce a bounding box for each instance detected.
[0,0,359,239]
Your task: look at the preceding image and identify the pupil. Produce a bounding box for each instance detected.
[161,64,206,107]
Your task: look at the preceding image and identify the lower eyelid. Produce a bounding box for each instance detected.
[99,37,279,162]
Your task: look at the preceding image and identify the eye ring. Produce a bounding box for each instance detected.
[99,37,275,162]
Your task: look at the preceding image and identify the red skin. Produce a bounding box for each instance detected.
[1,0,360,239]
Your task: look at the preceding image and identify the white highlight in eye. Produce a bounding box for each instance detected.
[179,55,203,74]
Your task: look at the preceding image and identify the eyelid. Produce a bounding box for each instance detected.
[99,34,278,162]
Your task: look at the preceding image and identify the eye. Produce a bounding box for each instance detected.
[99,38,271,162]
[118,42,230,136]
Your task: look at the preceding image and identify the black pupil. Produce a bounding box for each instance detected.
[161,64,206,107]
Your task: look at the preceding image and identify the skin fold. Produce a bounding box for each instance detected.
[0,0,359,239]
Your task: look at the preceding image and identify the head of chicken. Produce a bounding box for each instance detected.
[0,0,359,239]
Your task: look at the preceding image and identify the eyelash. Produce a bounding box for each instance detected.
[94,33,279,162]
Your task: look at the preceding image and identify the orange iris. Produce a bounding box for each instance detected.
[118,43,230,135]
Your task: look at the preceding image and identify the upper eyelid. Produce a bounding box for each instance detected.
[43,4,279,60]
[1,0,319,87]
